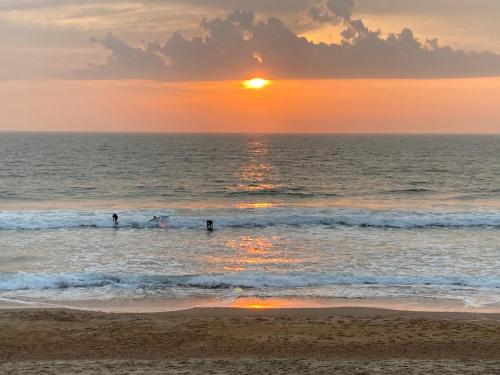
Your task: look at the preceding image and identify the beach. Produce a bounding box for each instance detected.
[2,0,500,370]
[1,134,500,373]
[0,306,499,374]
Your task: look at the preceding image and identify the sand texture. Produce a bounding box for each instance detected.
[0,307,499,374]
[1,360,499,374]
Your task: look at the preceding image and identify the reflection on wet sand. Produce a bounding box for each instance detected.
[225,296,500,313]
[229,297,327,309]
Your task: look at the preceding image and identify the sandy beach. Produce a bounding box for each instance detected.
[0,307,499,374]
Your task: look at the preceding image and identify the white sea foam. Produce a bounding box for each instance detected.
[0,271,498,291]
[2,207,500,230]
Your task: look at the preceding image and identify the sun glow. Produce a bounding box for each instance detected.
[230,297,326,309]
[243,78,270,89]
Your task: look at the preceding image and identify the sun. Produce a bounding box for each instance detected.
[242,78,270,89]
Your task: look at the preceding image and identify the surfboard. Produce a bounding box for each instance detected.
[159,216,170,229]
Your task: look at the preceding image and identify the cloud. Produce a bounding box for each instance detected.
[77,8,500,80]
[326,0,354,21]
[79,33,169,79]
[307,0,354,27]
[2,0,500,82]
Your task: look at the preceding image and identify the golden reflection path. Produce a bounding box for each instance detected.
[236,202,277,209]
[229,137,281,197]
[204,236,300,272]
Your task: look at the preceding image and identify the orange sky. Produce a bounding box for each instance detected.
[2,2,500,134]
[1,77,500,133]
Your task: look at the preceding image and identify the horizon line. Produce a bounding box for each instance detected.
[2,130,500,136]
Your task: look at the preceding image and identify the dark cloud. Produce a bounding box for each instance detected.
[307,0,354,25]
[326,0,354,20]
[82,33,169,79]
[79,8,500,80]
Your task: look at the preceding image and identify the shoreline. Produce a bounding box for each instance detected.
[1,306,499,358]
[2,305,500,318]
[1,296,499,314]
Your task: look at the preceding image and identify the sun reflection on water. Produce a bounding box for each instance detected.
[230,138,281,195]
[236,202,277,209]
[204,236,298,272]
[227,236,273,255]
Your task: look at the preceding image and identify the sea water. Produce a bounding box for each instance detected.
[0,133,499,311]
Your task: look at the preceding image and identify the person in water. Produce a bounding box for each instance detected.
[150,216,159,222]
[112,213,118,222]
[206,220,214,231]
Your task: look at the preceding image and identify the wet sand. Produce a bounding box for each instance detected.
[0,307,499,374]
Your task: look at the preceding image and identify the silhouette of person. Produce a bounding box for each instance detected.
[112,213,118,223]
[206,220,214,232]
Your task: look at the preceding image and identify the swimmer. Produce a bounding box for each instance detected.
[206,220,214,232]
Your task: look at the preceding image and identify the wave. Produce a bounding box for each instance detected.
[386,188,433,194]
[1,271,499,291]
[226,189,338,198]
[3,207,500,230]
[228,190,316,198]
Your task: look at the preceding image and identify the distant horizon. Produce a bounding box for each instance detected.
[3,131,500,136]
[2,2,500,367]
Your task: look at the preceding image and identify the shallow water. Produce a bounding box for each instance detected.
[0,133,499,311]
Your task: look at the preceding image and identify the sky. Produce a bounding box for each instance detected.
[1,0,500,133]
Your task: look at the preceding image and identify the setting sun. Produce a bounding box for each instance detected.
[243,78,270,89]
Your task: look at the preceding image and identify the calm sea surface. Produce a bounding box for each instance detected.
[0,133,499,311]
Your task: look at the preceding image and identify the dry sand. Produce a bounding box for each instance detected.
[0,307,499,374]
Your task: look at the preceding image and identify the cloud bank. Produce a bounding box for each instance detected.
[80,2,500,80]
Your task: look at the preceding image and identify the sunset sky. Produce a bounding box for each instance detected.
[2,0,500,133]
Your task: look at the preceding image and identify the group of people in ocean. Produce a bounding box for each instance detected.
[112,213,214,231]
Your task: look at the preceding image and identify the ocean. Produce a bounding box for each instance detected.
[0,133,499,312]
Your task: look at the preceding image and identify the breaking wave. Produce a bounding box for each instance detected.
[0,271,498,291]
[3,207,500,230]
